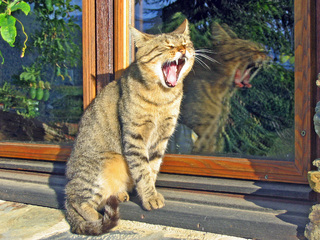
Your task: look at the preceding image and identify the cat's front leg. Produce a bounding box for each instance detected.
[122,135,165,210]
[136,174,165,211]
[139,127,174,210]
[141,190,165,210]
[128,159,165,211]
[142,158,165,210]
[120,111,168,209]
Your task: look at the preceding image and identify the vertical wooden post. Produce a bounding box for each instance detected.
[82,0,96,109]
[315,0,320,160]
[114,0,131,80]
[96,0,114,92]
[294,0,317,175]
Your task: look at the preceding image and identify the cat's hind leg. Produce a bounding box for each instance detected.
[116,191,130,202]
[100,152,134,202]
[74,202,103,221]
[65,194,119,235]
[65,152,132,235]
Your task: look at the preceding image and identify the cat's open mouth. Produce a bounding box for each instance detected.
[162,57,186,87]
[234,62,263,88]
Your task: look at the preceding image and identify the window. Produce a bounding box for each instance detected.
[114,0,317,184]
[0,0,317,184]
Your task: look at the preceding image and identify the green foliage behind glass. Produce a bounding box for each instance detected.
[158,0,295,158]
[0,0,82,120]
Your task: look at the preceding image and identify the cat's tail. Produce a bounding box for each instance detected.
[67,196,120,236]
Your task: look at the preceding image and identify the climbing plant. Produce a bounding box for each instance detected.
[0,0,30,63]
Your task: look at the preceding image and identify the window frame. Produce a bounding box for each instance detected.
[0,0,317,184]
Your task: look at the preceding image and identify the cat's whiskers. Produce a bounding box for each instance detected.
[194,49,220,70]
[195,56,211,70]
[195,49,216,54]
[196,53,217,63]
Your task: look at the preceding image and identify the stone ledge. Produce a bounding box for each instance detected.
[0,200,245,240]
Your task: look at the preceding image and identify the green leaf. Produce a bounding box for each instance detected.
[20,72,36,82]
[10,1,31,16]
[289,56,295,65]
[0,13,6,27]
[0,15,17,47]
[0,49,3,64]
[45,0,54,12]
[280,54,290,64]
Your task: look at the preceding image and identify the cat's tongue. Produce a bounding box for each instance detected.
[164,62,177,87]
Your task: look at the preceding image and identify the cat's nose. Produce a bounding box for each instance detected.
[179,48,186,55]
[177,46,186,55]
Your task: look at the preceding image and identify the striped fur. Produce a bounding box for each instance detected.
[65,19,195,235]
[180,23,270,154]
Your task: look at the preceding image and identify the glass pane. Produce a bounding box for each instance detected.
[0,1,82,143]
[135,0,294,160]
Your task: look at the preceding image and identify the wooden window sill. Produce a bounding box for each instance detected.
[0,142,309,184]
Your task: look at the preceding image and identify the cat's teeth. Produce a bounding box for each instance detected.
[175,59,179,65]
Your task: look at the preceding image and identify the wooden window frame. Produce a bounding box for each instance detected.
[0,0,317,184]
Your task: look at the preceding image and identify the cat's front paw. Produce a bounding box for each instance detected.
[142,192,165,211]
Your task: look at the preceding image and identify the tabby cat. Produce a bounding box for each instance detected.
[65,19,195,235]
[180,23,270,154]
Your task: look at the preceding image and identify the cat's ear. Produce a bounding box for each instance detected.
[220,23,238,39]
[129,25,154,48]
[171,19,190,36]
[212,22,232,44]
